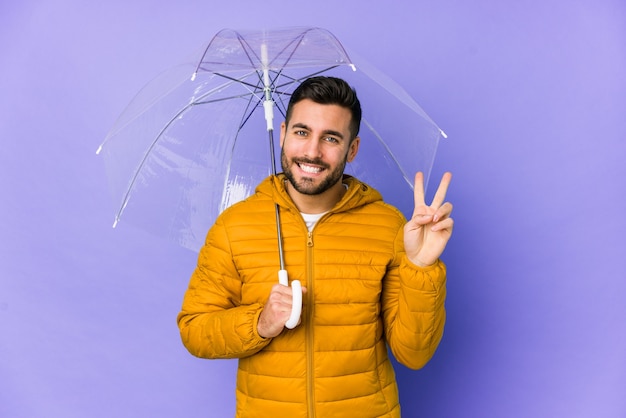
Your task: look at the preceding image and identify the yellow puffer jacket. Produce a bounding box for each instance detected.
[177,174,446,418]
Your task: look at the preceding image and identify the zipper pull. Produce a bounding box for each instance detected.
[307,231,313,247]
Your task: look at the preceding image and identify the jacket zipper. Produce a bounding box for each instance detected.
[306,230,315,417]
[300,211,330,417]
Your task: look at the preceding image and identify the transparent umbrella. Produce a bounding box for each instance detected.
[97,26,446,253]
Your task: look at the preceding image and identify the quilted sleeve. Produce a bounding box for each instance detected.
[177,216,271,359]
[381,227,447,370]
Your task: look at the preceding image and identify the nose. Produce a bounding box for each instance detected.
[303,137,322,159]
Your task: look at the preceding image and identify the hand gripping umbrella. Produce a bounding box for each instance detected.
[97,27,446,329]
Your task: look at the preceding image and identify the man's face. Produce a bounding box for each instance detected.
[280,99,360,196]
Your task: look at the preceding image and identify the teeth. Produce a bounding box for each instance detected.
[299,164,322,174]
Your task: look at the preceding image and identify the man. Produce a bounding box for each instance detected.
[177,76,453,417]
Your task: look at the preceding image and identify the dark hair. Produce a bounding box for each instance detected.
[286,76,362,140]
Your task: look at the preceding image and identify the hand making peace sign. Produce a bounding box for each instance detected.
[404,172,454,268]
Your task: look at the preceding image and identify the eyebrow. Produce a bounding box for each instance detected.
[291,123,345,140]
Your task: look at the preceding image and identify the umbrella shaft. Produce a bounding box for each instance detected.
[275,203,286,270]
[268,128,286,270]
[268,129,278,176]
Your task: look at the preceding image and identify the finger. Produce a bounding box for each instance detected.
[412,172,426,215]
[431,172,452,209]
[433,202,453,223]
[268,292,291,307]
[269,285,293,303]
[272,285,290,299]
[431,217,454,232]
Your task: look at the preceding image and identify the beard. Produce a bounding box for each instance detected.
[281,149,348,196]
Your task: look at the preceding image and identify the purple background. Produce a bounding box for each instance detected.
[1,1,624,417]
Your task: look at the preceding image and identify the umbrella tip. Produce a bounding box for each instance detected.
[191,72,197,81]
[440,129,448,139]
[350,64,356,72]
[95,144,103,155]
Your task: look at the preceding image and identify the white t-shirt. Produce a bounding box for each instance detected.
[301,212,326,231]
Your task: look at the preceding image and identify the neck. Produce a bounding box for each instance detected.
[285,179,346,214]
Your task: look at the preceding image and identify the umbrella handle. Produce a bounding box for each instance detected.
[278,270,302,330]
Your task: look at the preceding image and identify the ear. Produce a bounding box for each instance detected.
[279,121,286,147]
[347,136,360,162]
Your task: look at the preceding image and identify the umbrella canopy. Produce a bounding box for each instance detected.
[97,27,446,252]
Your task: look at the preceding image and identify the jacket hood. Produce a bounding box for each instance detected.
[256,174,384,214]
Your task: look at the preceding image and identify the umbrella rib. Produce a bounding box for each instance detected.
[272,65,341,88]
[211,72,266,129]
[112,102,197,226]
[268,65,344,118]
[362,118,415,189]
[208,71,264,91]
[194,93,259,105]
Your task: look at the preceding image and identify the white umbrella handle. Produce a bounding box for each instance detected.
[278,270,302,329]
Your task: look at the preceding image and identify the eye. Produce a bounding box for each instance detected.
[324,136,340,144]
[294,130,307,137]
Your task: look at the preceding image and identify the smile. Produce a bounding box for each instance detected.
[298,163,323,174]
